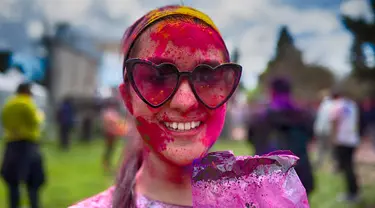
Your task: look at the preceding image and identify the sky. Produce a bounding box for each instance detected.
[0,0,373,89]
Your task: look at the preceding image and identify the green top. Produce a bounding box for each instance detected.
[1,94,44,142]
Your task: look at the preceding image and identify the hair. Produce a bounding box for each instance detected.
[16,82,32,95]
[330,86,345,99]
[112,15,226,208]
[269,77,296,110]
[270,77,291,95]
[112,131,143,208]
[128,15,229,61]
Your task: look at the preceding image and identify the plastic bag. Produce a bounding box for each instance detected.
[192,150,310,208]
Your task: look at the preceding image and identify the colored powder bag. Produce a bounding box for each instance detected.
[192,150,310,208]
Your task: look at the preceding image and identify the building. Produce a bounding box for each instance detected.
[42,23,102,108]
[50,42,99,104]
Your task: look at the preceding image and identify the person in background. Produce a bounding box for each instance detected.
[360,97,375,151]
[248,78,315,196]
[369,99,375,151]
[56,96,75,150]
[102,101,127,172]
[81,110,94,143]
[1,82,46,208]
[313,89,335,169]
[329,89,361,203]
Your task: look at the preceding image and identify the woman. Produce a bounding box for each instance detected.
[70,5,308,208]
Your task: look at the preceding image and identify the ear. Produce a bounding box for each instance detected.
[119,83,134,115]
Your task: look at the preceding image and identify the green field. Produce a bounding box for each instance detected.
[1,139,374,208]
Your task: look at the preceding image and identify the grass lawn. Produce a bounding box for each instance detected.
[1,139,375,208]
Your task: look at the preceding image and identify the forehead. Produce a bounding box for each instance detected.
[131,19,226,70]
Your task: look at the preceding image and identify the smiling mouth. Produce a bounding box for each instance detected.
[163,121,202,131]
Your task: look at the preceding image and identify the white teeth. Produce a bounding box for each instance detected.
[191,121,201,128]
[164,121,201,131]
[178,123,184,130]
[185,122,191,130]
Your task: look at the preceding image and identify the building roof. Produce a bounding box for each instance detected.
[54,24,102,60]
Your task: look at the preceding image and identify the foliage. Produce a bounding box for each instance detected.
[341,0,375,97]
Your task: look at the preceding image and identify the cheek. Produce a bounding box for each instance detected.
[135,116,174,152]
[201,105,226,147]
[130,86,160,115]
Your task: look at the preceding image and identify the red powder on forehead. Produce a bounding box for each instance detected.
[150,21,226,58]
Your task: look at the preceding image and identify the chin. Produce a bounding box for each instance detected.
[161,142,208,166]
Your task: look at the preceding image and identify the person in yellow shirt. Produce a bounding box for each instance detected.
[1,82,46,208]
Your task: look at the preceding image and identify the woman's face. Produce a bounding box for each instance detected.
[122,19,228,166]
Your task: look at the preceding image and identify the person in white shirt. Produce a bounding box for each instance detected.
[314,91,334,168]
[329,90,360,203]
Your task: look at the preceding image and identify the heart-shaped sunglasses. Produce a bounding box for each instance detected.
[124,58,242,109]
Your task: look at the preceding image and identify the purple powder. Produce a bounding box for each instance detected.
[192,151,310,208]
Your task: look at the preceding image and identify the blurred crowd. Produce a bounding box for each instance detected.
[242,78,375,204]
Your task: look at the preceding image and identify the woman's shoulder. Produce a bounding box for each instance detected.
[68,186,115,208]
[68,186,191,208]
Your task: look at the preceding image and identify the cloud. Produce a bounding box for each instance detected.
[340,0,374,22]
[297,32,353,76]
[0,0,23,21]
[197,0,340,35]
[35,0,92,23]
[236,25,278,89]
[197,0,272,29]
[103,0,146,21]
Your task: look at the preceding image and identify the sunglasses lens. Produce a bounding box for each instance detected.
[132,63,178,106]
[192,65,240,108]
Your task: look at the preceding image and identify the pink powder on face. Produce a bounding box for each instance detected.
[201,105,226,148]
[136,105,225,164]
[131,20,229,165]
[135,116,174,152]
[150,21,226,60]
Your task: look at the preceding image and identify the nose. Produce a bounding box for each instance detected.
[169,80,199,112]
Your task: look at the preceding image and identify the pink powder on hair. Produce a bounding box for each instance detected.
[150,22,226,58]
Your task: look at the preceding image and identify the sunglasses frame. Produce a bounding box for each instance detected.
[124,58,242,109]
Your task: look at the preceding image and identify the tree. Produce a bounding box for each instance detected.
[259,25,335,102]
[342,0,375,97]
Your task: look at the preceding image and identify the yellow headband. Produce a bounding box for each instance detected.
[143,6,220,34]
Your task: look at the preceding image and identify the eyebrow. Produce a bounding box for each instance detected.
[146,57,221,67]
